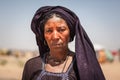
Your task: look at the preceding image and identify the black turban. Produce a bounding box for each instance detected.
[31,6,105,80]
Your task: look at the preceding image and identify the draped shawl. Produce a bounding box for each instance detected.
[31,6,105,80]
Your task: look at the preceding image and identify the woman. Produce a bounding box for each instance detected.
[22,6,105,80]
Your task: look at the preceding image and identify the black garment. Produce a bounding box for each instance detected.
[34,55,77,80]
[22,55,79,80]
[22,56,42,80]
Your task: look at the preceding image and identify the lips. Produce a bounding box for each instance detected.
[52,43,63,47]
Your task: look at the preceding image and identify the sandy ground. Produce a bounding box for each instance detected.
[101,61,120,80]
[0,56,120,80]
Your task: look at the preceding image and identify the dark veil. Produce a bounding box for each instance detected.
[31,6,105,80]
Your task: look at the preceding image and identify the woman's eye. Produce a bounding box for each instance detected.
[45,29,52,33]
[58,28,66,32]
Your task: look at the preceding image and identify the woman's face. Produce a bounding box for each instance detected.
[44,15,70,51]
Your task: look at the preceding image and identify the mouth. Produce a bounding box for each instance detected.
[52,43,63,47]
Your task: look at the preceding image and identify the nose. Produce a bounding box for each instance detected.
[52,30,60,40]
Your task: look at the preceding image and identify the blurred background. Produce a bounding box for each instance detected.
[0,0,120,80]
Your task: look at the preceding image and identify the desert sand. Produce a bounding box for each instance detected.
[0,55,120,80]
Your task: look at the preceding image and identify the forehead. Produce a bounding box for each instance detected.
[45,16,66,24]
[45,16,67,26]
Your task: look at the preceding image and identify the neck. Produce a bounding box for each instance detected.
[49,48,69,60]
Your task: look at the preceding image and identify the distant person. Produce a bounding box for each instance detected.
[22,6,105,80]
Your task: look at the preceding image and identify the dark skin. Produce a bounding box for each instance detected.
[44,15,73,73]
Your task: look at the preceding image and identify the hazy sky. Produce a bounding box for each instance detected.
[0,0,120,50]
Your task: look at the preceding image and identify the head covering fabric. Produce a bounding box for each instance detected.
[31,6,105,80]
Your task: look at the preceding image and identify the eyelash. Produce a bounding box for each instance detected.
[58,28,65,32]
[45,29,52,33]
[45,28,66,33]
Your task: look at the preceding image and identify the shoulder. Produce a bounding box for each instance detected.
[22,56,42,80]
[25,56,42,66]
[24,56,43,73]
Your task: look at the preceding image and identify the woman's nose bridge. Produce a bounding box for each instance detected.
[52,30,59,38]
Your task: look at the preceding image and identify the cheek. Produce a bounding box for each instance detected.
[44,35,50,43]
[66,35,70,42]
[63,33,70,43]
